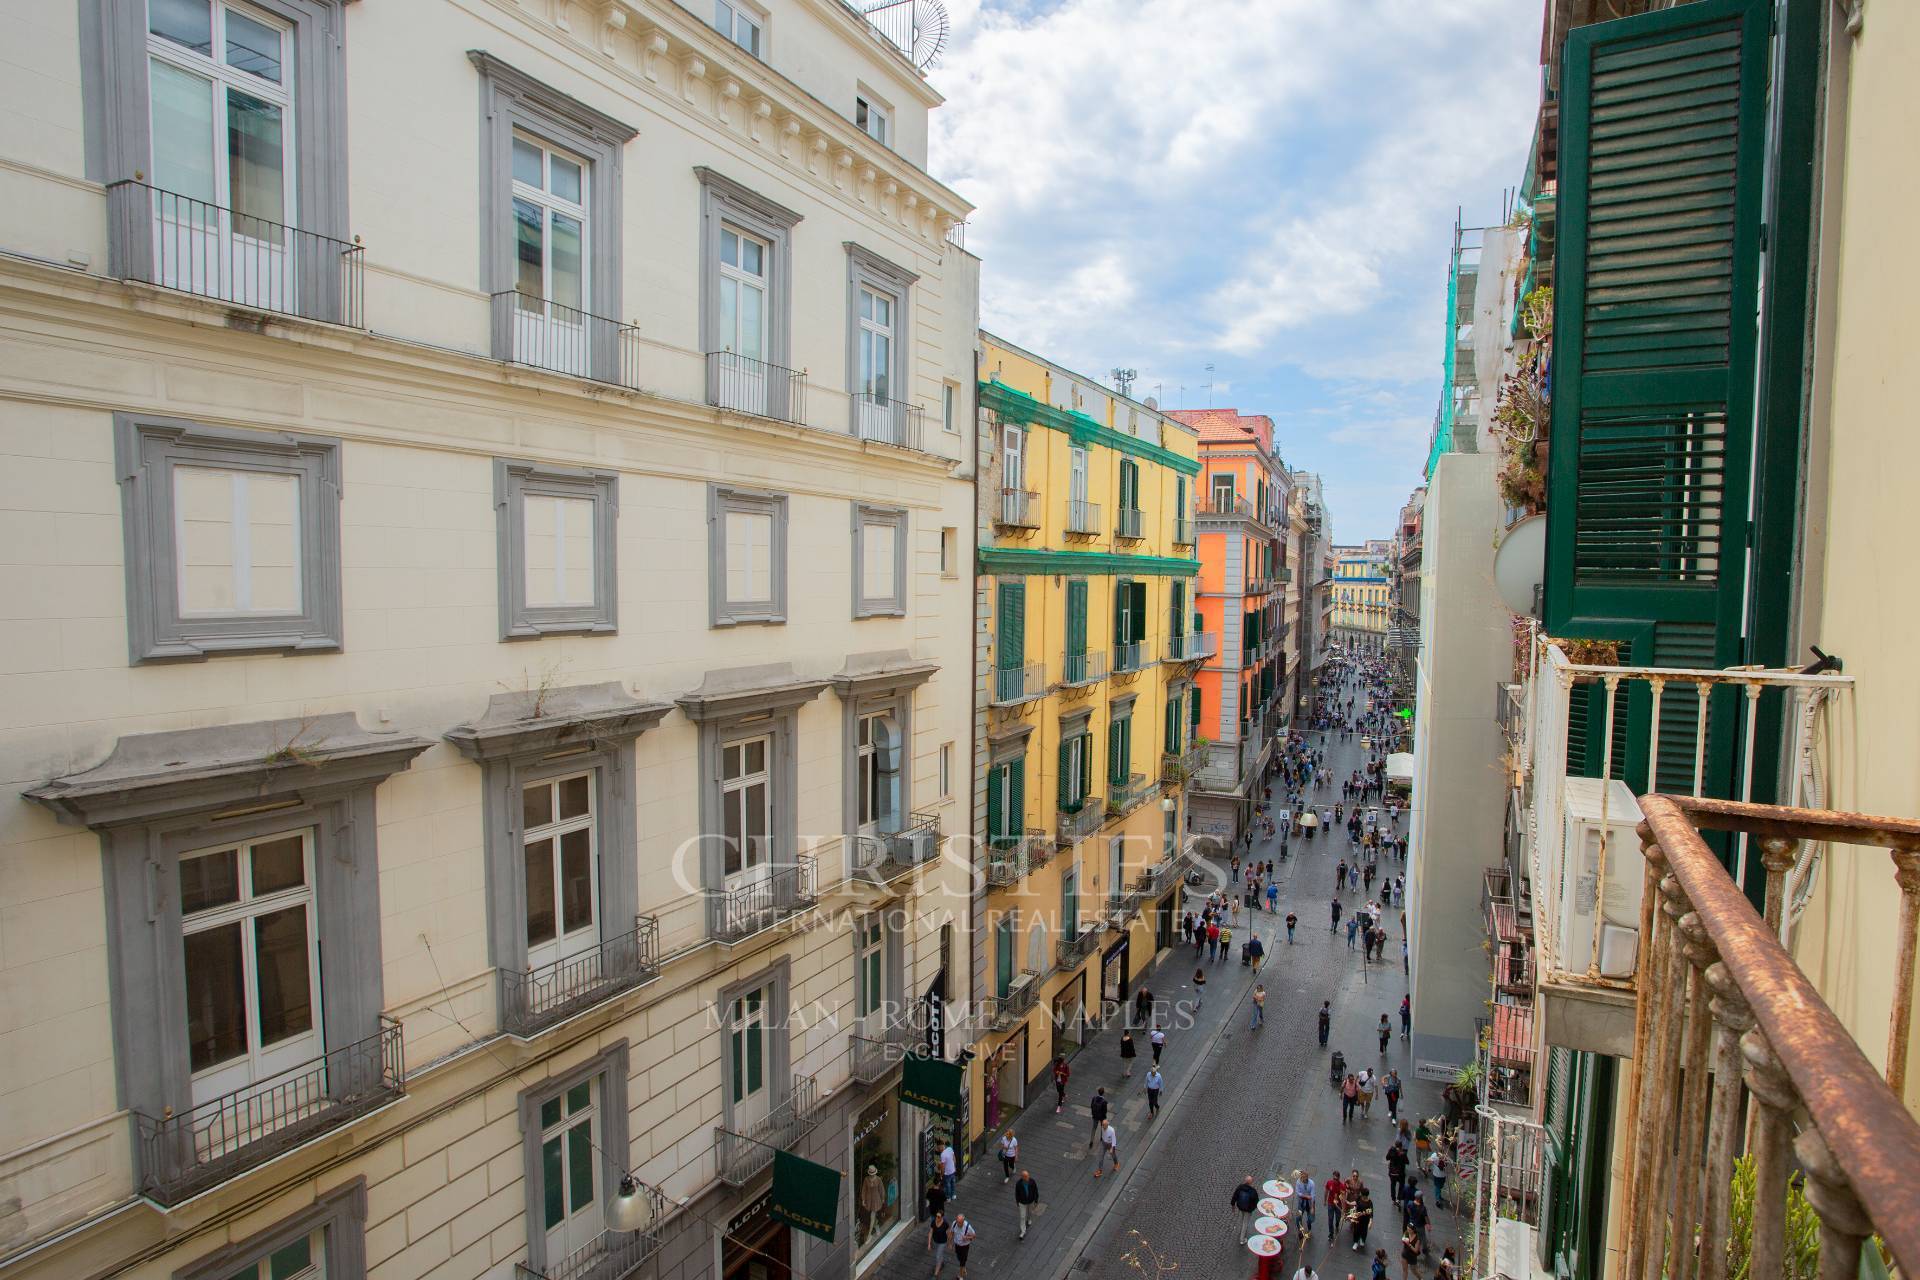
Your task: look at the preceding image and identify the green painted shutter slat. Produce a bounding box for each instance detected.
[1113,580,1129,648]
[1058,739,1071,811]
[1067,579,1087,658]
[987,763,1005,845]
[997,581,1026,669]
[1009,755,1025,838]
[1164,697,1178,754]
[1190,687,1201,732]
[1107,722,1121,786]
[1081,732,1093,798]
[1131,582,1147,643]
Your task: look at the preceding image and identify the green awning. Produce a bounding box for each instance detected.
[771,1149,842,1244]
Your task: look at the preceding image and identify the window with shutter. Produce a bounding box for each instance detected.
[997,580,1025,669]
[1009,755,1025,839]
[1189,687,1201,732]
[987,761,1005,846]
[1066,579,1088,658]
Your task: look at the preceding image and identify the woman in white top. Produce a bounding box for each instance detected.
[998,1131,1019,1182]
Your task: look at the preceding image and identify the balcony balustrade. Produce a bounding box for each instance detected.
[136,1019,404,1205]
[707,351,807,425]
[991,662,1047,706]
[107,180,363,327]
[1246,575,1274,594]
[1201,494,1253,519]
[1056,798,1104,846]
[1066,499,1102,536]
[1162,631,1217,663]
[1160,741,1208,785]
[1112,641,1145,675]
[490,290,641,388]
[1056,926,1102,968]
[850,812,941,886]
[715,1074,821,1187]
[1061,649,1109,688]
[987,974,1041,1028]
[513,1188,668,1280]
[1173,516,1194,545]
[1475,1004,1536,1112]
[503,916,660,1039]
[850,1021,919,1085]
[705,856,818,943]
[996,488,1040,529]
[854,392,926,449]
[1107,773,1154,818]
[985,831,1050,886]
[1116,507,1144,539]
[1105,886,1144,923]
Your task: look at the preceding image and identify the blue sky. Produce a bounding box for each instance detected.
[925,0,1542,543]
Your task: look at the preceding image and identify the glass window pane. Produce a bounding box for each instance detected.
[550,215,583,311]
[723,796,743,876]
[549,156,582,205]
[242,472,301,614]
[180,849,240,915]
[740,18,760,57]
[184,923,248,1072]
[745,739,765,774]
[721,229,738,269]
[739,238,763,277]
[738,284,763,360]
[265,1233,314,1280]
[524,838,556,946]
[863,523,896,600]
[875,295,891,327]
[226,90,285,228]
[149,58,217,205]
[541,1096,562,1129]
[542,1136,565,1229]
[150,0,213,53]
[566,1080,592,1114]
[524,782,554,830]
[558,775,591,821]
[719,278,738,352]
[559,828,593,934]
[715,0,734,34]
[567,1121,594,1212]
[512,137,544,188]
[745,1023,763,1093]
[871,336,891,400]
[224,10,283,82]
[252,905,313,1047]
[859,290,872,322]
[722,744,740,779]
[249,836,306,896]
[513,198,544,299]
[745,782,767,853]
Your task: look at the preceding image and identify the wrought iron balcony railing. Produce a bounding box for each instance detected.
[106,180,363,327]
[1201,494,1252,519]
[1621,796,1920,1280]
[996,488,1039,529]
[1056,926,1102,968]
[1173,516,1194,545]
[514,1195,668,1280]
[986,831,1050,886]
[1107,773,1153,818]
[503,916,660,1039]
[1112,641,1145,675]
[1056,798,1104,846]
[851,1022,919,1085]
[1066,499,1102,536]
[991,662,1046,706]
[707,351,807,425]
[1160,742,1207,785]
[850,812,941,886]
[1162,631,1216,663]
[490,290,641,388]
[136,1018,404,1205]
[1061,649,1108,688]
[1105,887,1143,923]
[1134,859,1178,897]
[1246,575,1274,595]
[1116,507,1144,539]
[705,856,818,944]
[715,1073,821,1187]
[854,392,926,449]
[987,973,1041,1027]
[1475,1005,1536,1111]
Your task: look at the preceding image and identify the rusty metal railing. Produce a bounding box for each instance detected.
[1623,795,1920,1280]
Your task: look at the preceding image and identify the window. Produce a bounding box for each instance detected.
[1107,710,1133,787]
[473,53,634,379]
[856,916,885,1020]
[721,735,772,878]
[940,526,956,576]
[856,94,889,146]
[116,414,341,663]
[845,245,915,437]
[717,962,792,1129]
[995,915,1016,999]
[856,713,901,831]
[853,503,908,618]
[175,1180,367,1280]
[495,459,619,638]
[1211,473,1236,510]
[713,0,762,55]
[516,1044,631,1279]
[1070,447,1089,505]
[943,382,959,434]
[987,752,1025,847]
[939,742,953,798]
[522,773,597,971]
[708,486,788,626]
[1059,725,1092,811]
[698,169,801,417]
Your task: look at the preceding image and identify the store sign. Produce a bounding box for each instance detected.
[771,1150,842,1244]
[727,1188,772,1237]
[922,972,946,1059]
[899,1054,964,1119]
[1415,1060,1461,1083]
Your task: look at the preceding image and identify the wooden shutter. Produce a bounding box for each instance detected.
[1066,579,1087,657]
[1169,581,1186,639]
[987,761,1005,845]
[1164,697,1178,754]
[1080,732,1093,798]
[1190,686,1201,732]
[1107,721,1122,786]
[1009,754,1025,839]
[1130,582,1147,643]
[1057,738,1072,811]
[997,580,1025,669]
[1113,579,1130,649]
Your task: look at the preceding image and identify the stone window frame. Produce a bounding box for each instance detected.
[832,653,938,877]
[174,1178,367,1280]
[843,243,917,433]
[853,909,907,1028]
[708,485,789,628]
[716,959,793,1131]
[516,1041,633,1278]
[696,167,803,372]
[494,457,621,639]
[115,413,343,664]
[850,502,908,619]
[470,50,636,377]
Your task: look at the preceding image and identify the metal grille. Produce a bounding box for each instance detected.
[708,351,808,425]
[503,916,660,1039]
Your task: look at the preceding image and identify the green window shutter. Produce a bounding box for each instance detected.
[996,919,1014,998]
[1131,582,1147,643]
[1080,732,1093,798]
[1169,582,1186,639]
[1112,579,1129,648]
[997,580,1026,669]
[1176,476,1187,520]
[1107,721,1121,786]
[1164,697,1178,754]
[1057,739,1072,811]
[987,762,1005,845]
[1009,754,1025,837]
[1066,579,1087,657]
[1190,686,1201,731]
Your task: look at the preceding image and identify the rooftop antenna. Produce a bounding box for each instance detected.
[1204,364,1215,408]
[1110,367,1137,398]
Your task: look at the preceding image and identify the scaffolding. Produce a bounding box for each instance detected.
[1427,216,1486,476]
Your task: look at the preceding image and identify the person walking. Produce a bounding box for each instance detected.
[1250,983,1267,1028]
[1382,1070,1402,1121]
[927,1210,951,1277]
[1346,915,1360,950]
[1399,995,1411,1039]
[1372,1247,1391,1280]
[1051,1055,1070,1114]
[950,1213,976,1279]
[1134,985,1154,1029]
[1378,1014,1392,1055]
[1341,1073,1360,1124]
[940,1139,957,1202]
[1295,1170,1317,1246]
[1013,1170,1039,1240]
[1193,967,1207,1009]
[1207,918,1222,960]
[1087,1087,1109,1149]
[1096,1121,1119,1178]
[1385,1140,1409,1203]
[1357,1068,1376,1118]
[1425,1149,1449,1210]
[1435,1248,1458,1280]
[1231,1176,1261,1239]
[1145,1065,1164,1117]
[1324,1171,1346,1240]
[1331,897,1343,930]
[1294,1265,1320,1280]
[1218,923,1233,964]
[1350,1187,1374,1252]
[1150,1024,1166,1065]
[1285,908,1296,942]
[1119,1027,1137,1077]
[998,1131,1019,1182]
[1400,1220,1422,1278]
[1318,1000,1332,1047]
[1249,933,1266,971]
[924,1176,946,1224]
[1408,1193,1431,1259]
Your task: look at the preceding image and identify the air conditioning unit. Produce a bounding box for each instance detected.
[1490,1218,1537,1280]
[1558,777,1644,978]
[901,827,938,865]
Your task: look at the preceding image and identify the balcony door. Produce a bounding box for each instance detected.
[856,287,895,440]
[522,773,600,984]
[722,736,774,899]
[511,133,591,375]
[857,712,903,862]
[1061,865,1080,943]
[145,0,295,311]
[180,830,325,1122]
[729,987,773,1129]
[539,1078,605,1266]
[1070,447,1089,508]
[719,226,770,414]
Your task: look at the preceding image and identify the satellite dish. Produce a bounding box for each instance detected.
[1493,513,1546,618]
[1143,396,1159,410]
[860,0,950,70]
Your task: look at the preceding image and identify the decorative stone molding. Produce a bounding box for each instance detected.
[444,682,672,762]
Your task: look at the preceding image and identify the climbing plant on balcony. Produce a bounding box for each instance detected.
[1493,286,1553,514]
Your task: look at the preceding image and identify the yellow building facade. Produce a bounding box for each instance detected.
[1330,547,1389,647]
[967,334,1203,1143]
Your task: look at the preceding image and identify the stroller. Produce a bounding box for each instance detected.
[1329,1050,1347,1087]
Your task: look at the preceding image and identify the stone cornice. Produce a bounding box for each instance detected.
[677,663,832,723]
[444,682,672,762]
[830,650,939,700]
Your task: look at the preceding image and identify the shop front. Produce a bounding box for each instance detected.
[1155,889,1179,951]
[980,1023,1028,1137]
[852,1091,906,1270]
[722,1186,792,1280]
[1050,970,1086,1059]
[1100,935,1130,1019]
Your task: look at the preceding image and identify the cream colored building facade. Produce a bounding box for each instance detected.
[0,2,978,1279]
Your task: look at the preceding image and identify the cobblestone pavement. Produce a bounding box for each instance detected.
[866,673,1468,1280]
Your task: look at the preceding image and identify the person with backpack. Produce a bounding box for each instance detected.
[1013,1170,1040,1240]
[1382,1069,1403,1121]
[1051,1055,1070,1114]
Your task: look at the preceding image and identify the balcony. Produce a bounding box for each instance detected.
[1476,1004,1536,1111]
[490,291,641,388]
[135,1018,404,1206]
[1066,499,1102,537]
[1160,741,1207,785]
[707,351,807,425]
[1201,494,1253,519]
[503,916,661,1040]
[985,831,1051,886]
[106,180,363,327]
[851,1021,919,1085]
[996,489,1040,529]
[854,392,926,449]
[1056,927,1102,968]
[991,662,1046,707]
[987,973,1041,1028]
[715,1073,821,1187]
[1116,507,1144,540]
[850,812,942,887]
[1173,516,1194,546]
[1056,799,1104,847]
[1246,575,1274,595]
[1134,859,1179,898]
[1112,641,1146,675]
[705,857,818,944]
[1275,565,1293,584]
[1106,773,1154,819]
[1482,867,1534,997]
[1162,631,1216,664]
[514,1193,668,1280]
[1105,886,1144,924]
[1621,796,1920,1280]
[1061,649,1109,688]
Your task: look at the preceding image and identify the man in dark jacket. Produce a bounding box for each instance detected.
[1231,1175,1261,1239]
[1013,1170,1040,1240]
[1088,1087,1109,1148]
[1385,1140,1410,1203]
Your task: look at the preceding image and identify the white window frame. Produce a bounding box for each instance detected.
[516,1043,630,1280]
[856,916,885,1020]
[713,0,763,56]
[536,1075,604,1263]
[721,734,773,880]
[520,771,600,974]
[175,1180,366,1280]
[855,94,889,147]
[939,742,953,798]
[508,130,591,317]
[943,382,959,434]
